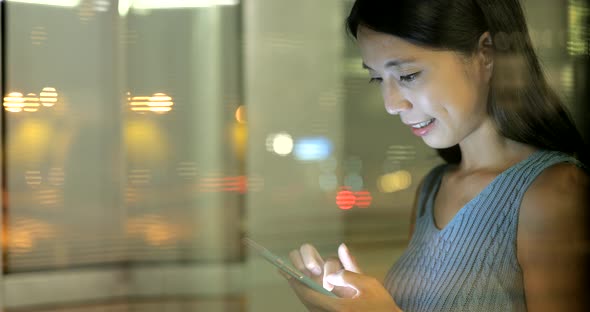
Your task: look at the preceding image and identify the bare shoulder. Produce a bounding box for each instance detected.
[517,163,590,310]
[519,162,589,244]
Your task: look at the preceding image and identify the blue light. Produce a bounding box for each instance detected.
[294,137,333,161]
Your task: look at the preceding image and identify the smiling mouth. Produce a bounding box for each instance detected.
[410,118,435,129]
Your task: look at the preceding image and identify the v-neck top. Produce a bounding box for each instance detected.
[383,150,585,311]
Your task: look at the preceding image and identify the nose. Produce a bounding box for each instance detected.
[383,83,412,115]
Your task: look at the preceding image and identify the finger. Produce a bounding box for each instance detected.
[289,249,309,275]
[326,270,377,294]
[331,284,358,299]
[338,243,362,273]
[277,269,292,280]
[300,244,325,276]
[323,257,343,291]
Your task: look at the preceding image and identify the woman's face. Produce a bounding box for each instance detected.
[356,25,491,149]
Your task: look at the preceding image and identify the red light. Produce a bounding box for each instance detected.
[354,190,372,208]
[336,187,356,210]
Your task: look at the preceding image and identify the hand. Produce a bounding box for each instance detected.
[282,243,402,312]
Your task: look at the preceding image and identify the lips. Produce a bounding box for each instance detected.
[407,118,435,129]
[407,118,437,137]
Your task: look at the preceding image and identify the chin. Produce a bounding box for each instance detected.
[422,136,458,149]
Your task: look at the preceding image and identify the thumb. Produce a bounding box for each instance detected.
[325,270,370,293]
[338,243,361,273]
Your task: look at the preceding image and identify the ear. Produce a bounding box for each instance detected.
[476,32,494,81]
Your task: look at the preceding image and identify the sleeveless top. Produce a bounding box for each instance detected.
[383,150,585,312]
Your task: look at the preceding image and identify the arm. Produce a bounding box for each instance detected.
[518,163,590,311]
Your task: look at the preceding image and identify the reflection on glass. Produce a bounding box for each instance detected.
[266,132,294,156]
[378,170,412,193]
[8,0,80,7]
[4,87,59,112]
[127,92,174,113]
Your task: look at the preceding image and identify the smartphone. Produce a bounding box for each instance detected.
[244,237,338,298]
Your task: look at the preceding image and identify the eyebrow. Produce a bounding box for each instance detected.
[362,58,416,70]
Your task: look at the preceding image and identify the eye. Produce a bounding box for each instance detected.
[369,77,383,84]
[400,72,421,83]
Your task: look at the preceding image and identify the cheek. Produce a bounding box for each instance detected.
[430,74,483,118]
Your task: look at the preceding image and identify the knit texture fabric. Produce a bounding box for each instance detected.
[384,150,584,311]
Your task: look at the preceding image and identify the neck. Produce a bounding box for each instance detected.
[457,118,537,173]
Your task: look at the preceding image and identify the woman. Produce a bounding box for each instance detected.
[282,0,589,311]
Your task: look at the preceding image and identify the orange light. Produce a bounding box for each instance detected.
[232,122,247,159]
[126,215,182,246]
[336,187,356,210]
[235,105,246,123]
[8,218,56,253]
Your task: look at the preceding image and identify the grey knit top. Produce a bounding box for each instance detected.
[384,150,584,311]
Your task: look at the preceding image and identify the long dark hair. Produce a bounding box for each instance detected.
[346,0,587,165]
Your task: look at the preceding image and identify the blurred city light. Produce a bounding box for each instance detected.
[3,92,25,112]
[124,120,167,164]
[127,215,184,246]
[25,170,42,188]
[93,0,110,12]
[120,0,240,14]
[378,170,412,193]
[39,87,58,107]
[354,191,372,209]
[7,0,81,6]
[9,218,56,253]
[39,188,61,207]
[567,0,589,56]
[23,93,40,112]
[386,145,417,162]
[336,187,355,210]
[130,0,239,9]
[176,161,198,180]
[11,120,52,165]
[198,175,247,193]
[336,187,373,210]
[232,121,247,158]
[128,168,152,185]
[267,132,293,156]
[4,88,59,112]
[293,137,333,161]
[48,167,65,186]
[235,105,246,124]
[128,92,174,114]
[118,0,132,16]
[30,26,47,46]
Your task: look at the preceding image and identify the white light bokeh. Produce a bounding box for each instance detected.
[268,132,293,156]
